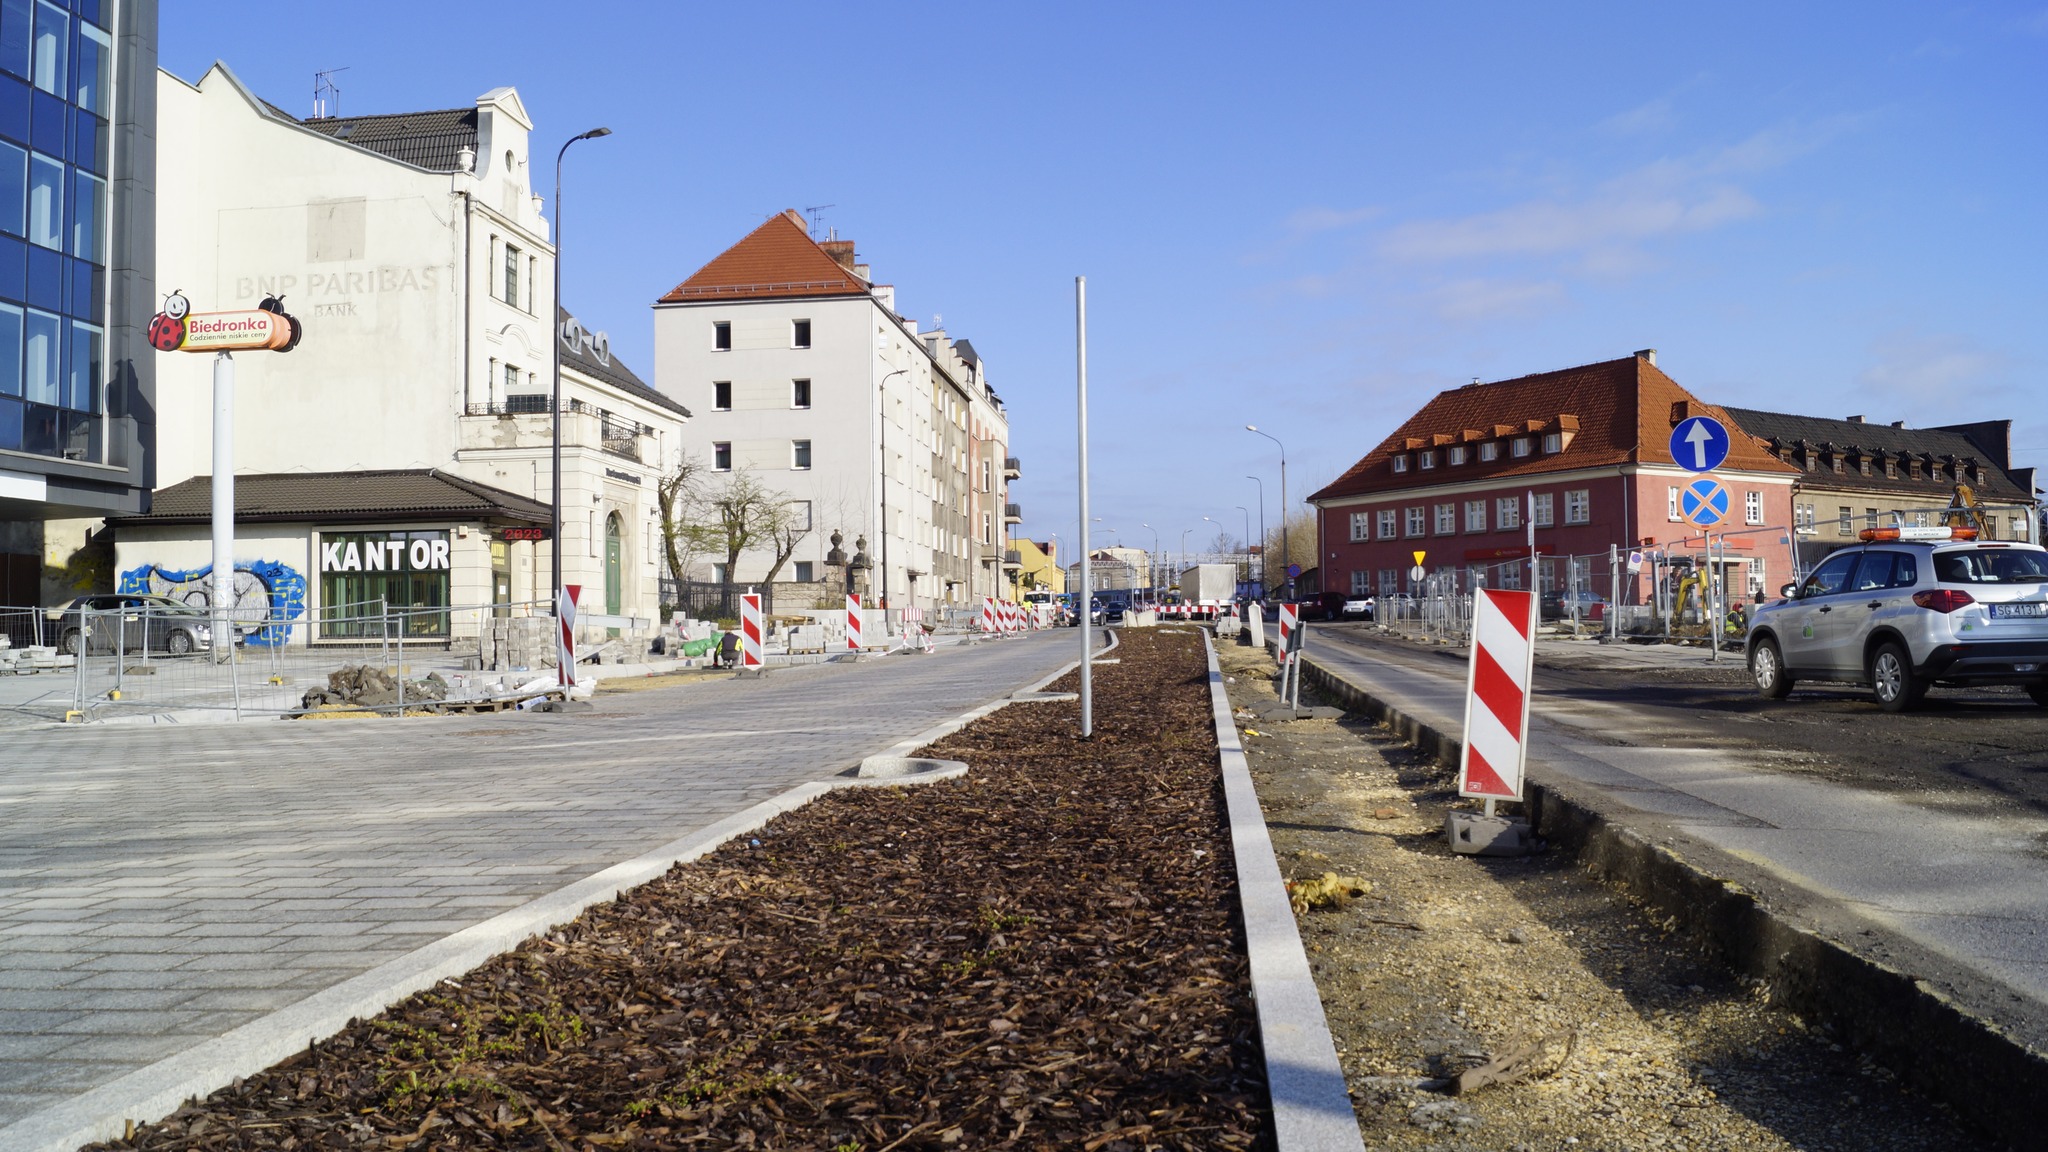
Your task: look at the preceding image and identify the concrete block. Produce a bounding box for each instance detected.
[1446,812,1533,856]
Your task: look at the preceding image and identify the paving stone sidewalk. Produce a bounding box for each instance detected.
[0,633,1077,1131]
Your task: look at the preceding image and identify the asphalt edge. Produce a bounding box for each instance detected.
[1294,650,2048,1152]
[1204,631,1368,1152]
[5,630,1100,1152]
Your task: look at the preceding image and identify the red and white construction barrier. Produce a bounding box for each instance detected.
[980,597,997,634]
[1277,601,1298,667]
[845,594,862,651]
[1458,588,1536,801]
[556,584,580,687]
[740,592,764,669]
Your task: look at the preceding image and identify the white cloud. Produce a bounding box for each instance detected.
[1380,183,1758,264]
[1423,278,1569,322]
[1856,332,2009,418]
[1599,98,1675,137]
[1282,205,1381,237]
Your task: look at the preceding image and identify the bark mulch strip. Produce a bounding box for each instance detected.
[86,628,1269,1152]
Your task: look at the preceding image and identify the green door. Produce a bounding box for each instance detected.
[604,514,623,629]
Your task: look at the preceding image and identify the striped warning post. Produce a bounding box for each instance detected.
[740,592,764,668]
[1277,602,1298,667]
[981,597,996,633]
[846,594,862,651]
[556,584,580,687]
[1458,588,1536,800]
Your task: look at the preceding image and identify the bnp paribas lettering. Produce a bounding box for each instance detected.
[235,265,441,300]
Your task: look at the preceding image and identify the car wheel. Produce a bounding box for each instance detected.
[165,630,194,657]
[59,629,81,656]
[1868,641,1924,713]
[1749,638,1794,700]
[2027,683,2048,708]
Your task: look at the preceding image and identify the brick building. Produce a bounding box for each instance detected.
[1309,351,1800,605]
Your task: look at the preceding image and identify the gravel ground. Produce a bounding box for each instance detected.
[1217,640,1994,1152]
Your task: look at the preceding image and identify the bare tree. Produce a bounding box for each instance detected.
[655,451,714,583]
[701,469,810,586]
[759,496,814,583]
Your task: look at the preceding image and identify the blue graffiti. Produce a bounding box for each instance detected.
[118,560,308,647]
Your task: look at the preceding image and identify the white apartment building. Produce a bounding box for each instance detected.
[115,64,685,651]
[653,211,1017,616]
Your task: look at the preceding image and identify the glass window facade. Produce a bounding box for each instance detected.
[0,0,108,461]
[317,530,453,639]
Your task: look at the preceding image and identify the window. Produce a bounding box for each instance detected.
[1512,437,1531,457]
[1838,506,1853,535]
[1351,570,1371,595]
[794,561,814,582]
[0,303,20,397]
[1865,507,1879,530]
[1913,510,1929,527]
[1449,445,1468,465]
[23,306,55,404]
[791,378,811,408]
[1564,489,1589,524]
[502,243,520,305]
[711,563,728,584]
[1404,507,1427,537]
[1464,499,1486,532]
[69,170,101,261]
[1379,569,1398,595]
[790,500,811,530]
[1496,496,1522,531]
[65,320,96,411]
[1543,432,1562,453]
[1479,442,1499,462]
[1747,557,1767,594]
[1851,551,1917,592]
[1499,562,1523,590]
[981,510,993,544]
[1435,503,1456,534]
[1376,509,1397,539]
[1349,512,1370,542]
[711,380,731,410]
[1418,450,1436,470]
[791,319,811,348]
[1391,455,1409,473]
[712,320,731,351]
[0,0,25,80]
[30,1,62,97]
[1668,487,1681,521]
[1531,492,1554,527]
[712,441,731,471]
[1800,551,1860,597]
[792,439,811,469]
[0,140,21,236]
[502,362,520,400]
[1745,491,1763,525]
[1796,503,1814,531]
[27,151,58,248]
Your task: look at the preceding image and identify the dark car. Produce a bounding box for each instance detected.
[50,594,214,656]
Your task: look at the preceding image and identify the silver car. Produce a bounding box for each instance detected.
[1746,530,2048,712]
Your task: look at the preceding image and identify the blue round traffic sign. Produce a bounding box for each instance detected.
[1287,564,1302,578]
[1669,415,1730,473]
[1680,477,1731,527]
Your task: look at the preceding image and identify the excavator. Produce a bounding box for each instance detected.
[1941,484,1991,537]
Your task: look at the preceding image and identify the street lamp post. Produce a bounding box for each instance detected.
[550,125,611,625]
[1246,425,1291,599]
[1139,522,1162,599]
[1235,505,1251,590]
[1180,527,1193,570]
[1246,475,1266,597]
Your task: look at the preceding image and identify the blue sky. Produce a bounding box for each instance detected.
[164,3,2048,557]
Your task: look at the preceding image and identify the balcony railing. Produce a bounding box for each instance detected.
[461,399,655,464]
[1002,549,1023,568]
[1003,456,1021,479]
[1003,503,1022,523]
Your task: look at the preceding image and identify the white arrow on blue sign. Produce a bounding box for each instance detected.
[1680,477,1732,527]
[1669,415,1730,473]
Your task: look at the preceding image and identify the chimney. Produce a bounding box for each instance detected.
[1846,415,1864,423]
[820,239,856,269]
[1890,420,1906,428]
[1635,348,1657,366]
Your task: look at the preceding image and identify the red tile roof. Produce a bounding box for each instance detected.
[1309,355,1797,503]
[657,210,872,303]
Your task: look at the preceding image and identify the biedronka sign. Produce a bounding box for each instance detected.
[148,291,302,353]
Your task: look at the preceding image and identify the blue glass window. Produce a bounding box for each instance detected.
[22,302,54,403]
[0,395,20,450]
[25,147,55,247]
[69,106,99,172]
[67,252,92,317]
[73,16,101,115]
[0,301,18,396]
[74,1,104,28]
[0,138,21,236]
[0,0,27,82]
[23,237,54,305]
[64,317,93,410]
[0,72,24,144]
[29,1,61,97]
[0,233,24,300]
[28,85,58,152]
[66,164,93,258]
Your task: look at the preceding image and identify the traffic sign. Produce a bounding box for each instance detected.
[1287,563,1302,578]
[1409,565,1426,582]
[1412,550,1427,566]
[1679,477,1731,527]
[1669,416,1729,473]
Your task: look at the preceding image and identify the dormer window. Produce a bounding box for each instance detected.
[1391,455,1410,473]
[1511,437,1531,458]
[1885,458,1897,479]
[1479,442,1499,462]
[1418,450,1436,470]
[1543,432,1562,453]
[1448,446,1467,465]
[1859,457,1871,476]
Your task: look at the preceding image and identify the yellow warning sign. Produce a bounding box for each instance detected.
[1412,550,1427,566]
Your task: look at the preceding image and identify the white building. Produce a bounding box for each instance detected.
[112,64,686,653]
[652,211,1017,616]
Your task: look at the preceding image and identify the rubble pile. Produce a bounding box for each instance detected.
[299,665,449,711]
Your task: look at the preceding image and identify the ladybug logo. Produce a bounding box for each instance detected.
[147,312,185,351]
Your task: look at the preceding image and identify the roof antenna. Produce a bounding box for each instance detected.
[803,204,835,238]
[312,67,348,119]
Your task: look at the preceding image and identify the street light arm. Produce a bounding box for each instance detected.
[550,125,611,628]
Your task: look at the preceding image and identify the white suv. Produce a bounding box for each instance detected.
[1746,528,2048,712]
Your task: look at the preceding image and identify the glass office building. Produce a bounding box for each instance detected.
[0,0,150,604]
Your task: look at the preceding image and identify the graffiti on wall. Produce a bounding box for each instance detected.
[117,559,307,647]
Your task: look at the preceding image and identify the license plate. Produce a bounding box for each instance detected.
[1991,602,2048,618]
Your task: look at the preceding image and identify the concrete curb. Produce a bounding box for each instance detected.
[1295,652,2048,1152]
[0,633,1103,1152]
[1203,633,1367,1152]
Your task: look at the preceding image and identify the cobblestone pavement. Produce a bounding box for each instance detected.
[0,633,1078,1129]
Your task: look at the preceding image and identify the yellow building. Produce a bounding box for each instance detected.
[1010,538,1065,597]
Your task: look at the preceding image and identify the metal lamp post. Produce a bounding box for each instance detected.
[550,126,611,623]
[1246,475,1266,597]
[1246,425,1290,598]
[1139,522,1161,599]
[1235,505,1251,590]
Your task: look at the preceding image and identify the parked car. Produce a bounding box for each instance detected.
[1339,595,1376,621]
[49,594,214,656]
[1540,590,1608,620]
[1745,527,2048,712]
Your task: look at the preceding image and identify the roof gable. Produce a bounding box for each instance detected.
[658,211,871,303]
